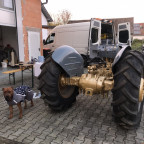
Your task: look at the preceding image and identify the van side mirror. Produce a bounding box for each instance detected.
[49,40,54,43]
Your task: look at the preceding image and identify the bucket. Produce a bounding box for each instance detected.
[38,56,44,63]
[1,62,7,68]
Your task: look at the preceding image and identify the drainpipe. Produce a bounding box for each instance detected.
[42,0,48,5]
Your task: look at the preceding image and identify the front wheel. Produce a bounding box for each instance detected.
[112,50,144,129]
[38,57,79,111]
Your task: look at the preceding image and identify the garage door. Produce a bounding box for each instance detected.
[28,31,40,60]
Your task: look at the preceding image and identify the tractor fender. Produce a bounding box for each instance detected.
[112,45,131,67]
[52,45,84,77]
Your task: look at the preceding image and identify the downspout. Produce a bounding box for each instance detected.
[14,0,20,61]
[42,0,48,5]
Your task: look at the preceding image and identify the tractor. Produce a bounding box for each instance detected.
[38,19,144,129]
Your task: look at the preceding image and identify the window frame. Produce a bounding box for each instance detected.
[46,33,55,44]
[119,30,129,43]
[0,0,14,11]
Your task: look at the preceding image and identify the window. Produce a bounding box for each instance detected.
[46,33,55,44]
[0,0,14,11]
[119,30,129,43]
[91,28,98,43]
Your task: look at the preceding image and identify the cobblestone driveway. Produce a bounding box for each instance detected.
[0,67,144,144]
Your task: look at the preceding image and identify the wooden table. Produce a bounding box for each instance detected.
[19,64,34,88]
[15,63,34,88]
[2,69,22,84]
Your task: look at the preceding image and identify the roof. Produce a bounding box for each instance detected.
[68,20,90,24]
[42,25,55,29]
[41,4,53,22]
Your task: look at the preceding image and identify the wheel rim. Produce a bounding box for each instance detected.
[139,78,144,102]
[58,75,75,99]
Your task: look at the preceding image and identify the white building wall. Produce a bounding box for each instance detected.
[0,9,16,27]
[41,12,48,40]
[42,12,47,25]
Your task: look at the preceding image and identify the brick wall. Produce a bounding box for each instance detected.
[109,17,134,35]
[21,0,43,61]
[134,23,144,36]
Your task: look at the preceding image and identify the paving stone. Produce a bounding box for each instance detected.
[101,125,109,132]
[86,133,96,140]
[21,123,32,130]
[61,128,71,137]
[0,117,8,124]
[41,136,55,144]
[83,138,92,144]
[73,139,83,144]
[105,135,115,142]
[0,125,11,133]
[127,129,137,135]
[62,140,72,144]
[31,138,43,144]
[75,133,86,141]
[126,134,136,141]
[136,128,144,133]
[135,132,144,140]
[2,130,15,138]
[49,131,60,138]
[36,127,46,134]
[0,68,144,144]
[23,138,33,144]
[65,134,75,142]
[66,124,75,129]
[37,133,48,140]
[51,142,59,144]
[26,135,36,141]
[96,130,107,138]
[12,129,24,137]
[52,135,66,143]
[93,137,104,144]
[116,127,127,136]
[8,135,17,140]
[124,140,136,144]
[135,138,144,144]
[115,135,125,142]
[16,133,29,142]
[81,127,91,134]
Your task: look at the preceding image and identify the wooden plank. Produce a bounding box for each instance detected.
[2,69,21,74]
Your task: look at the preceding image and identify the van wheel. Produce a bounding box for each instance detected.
[38,57,79,111]
[112,50,144,129]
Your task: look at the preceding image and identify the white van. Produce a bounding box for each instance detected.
[44,19,131,59]
[44,22,90,55]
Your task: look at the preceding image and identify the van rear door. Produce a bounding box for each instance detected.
[89,19,101,58]
[118,22,131,46]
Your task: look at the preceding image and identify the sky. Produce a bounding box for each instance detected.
[42,0,144,23]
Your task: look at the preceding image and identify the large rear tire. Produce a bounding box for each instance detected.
[112,50,144,129]
[38,57,79,111]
